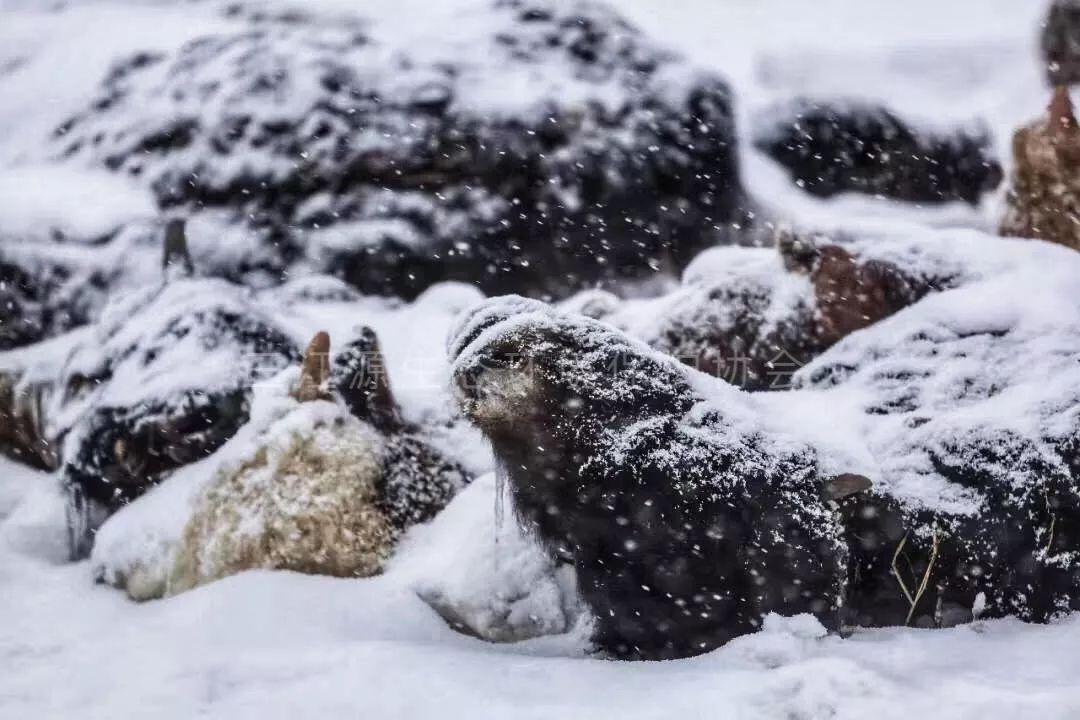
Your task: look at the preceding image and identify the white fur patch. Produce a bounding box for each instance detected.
[94,375,397,601]
[169,420,390,595]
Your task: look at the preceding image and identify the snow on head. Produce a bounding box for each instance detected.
[797,237,1080,516]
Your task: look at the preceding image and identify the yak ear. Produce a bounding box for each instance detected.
[824,473,873,500]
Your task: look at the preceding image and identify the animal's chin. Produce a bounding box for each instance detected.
[458,393,509,431]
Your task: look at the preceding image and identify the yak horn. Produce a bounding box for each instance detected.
[294,331,332,402]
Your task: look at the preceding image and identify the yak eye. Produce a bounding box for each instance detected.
[482,346,527,370]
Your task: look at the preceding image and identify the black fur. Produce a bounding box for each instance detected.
[378,433,470,534]
[450,298,1080,659]
[60,281,299,559]
[1043,0,1080,86]
[332,327,471,534]
[55,2,746,300]
[755,99,1002,205]
[450,299,846,659]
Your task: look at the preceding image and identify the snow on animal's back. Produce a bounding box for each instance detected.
[794,234,1080,517]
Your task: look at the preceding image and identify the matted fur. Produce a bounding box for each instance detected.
[168,419,392,595]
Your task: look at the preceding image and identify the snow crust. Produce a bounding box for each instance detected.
[4,464,1080,718]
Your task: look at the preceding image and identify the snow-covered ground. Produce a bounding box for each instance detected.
[5,459,1080,719]
[2,0,1079,718]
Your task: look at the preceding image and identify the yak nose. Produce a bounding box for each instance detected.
[452,364,482,400]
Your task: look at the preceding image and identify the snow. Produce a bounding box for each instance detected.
[0,460,68,563]
[609,244,816,350]
[390,472,586,644]
[5,452,1080,719]
[2,0,1080,717]
[5,475,1080,718]
[792,239,1080,515]
[0,2,238,165]
[0,164,155,239]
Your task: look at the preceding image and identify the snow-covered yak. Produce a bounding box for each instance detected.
[92,328,470,600]
[55,278,300,559]
[620,228,948,391]
[449,297,1080,660]
[754,98,1002,205]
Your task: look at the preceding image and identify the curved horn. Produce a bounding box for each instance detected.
[294,331,332,402]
